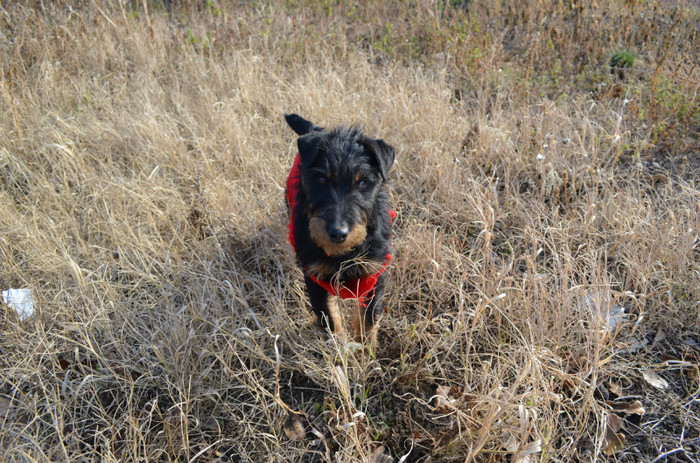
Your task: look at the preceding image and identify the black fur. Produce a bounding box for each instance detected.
[285,113,395,339]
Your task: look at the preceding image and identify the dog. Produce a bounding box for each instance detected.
[284,114,395,344]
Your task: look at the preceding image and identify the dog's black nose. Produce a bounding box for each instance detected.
[328,224,349,243]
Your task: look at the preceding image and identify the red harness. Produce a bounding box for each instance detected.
[286,153,395,305]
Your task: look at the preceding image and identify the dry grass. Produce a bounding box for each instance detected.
[1,1,699,461]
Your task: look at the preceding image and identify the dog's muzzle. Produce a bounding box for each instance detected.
[327,223,350,243]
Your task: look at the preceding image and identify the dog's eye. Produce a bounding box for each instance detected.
[357,178,368,190]
[317,175,328,185]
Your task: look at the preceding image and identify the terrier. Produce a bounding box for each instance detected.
[284,114,395,343]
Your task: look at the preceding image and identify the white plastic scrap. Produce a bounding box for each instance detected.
[581,291,625,333]
[2,288,34,321]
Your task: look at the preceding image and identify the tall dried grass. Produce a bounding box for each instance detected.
[1,1,698,462]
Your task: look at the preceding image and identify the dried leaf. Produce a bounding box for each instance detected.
[519,439,542,456]
[502,431,542,463]
[283,413,306,441]
[608,400,645,415]
[502,431,519,452]
[0,396,10,420]
[432,384,461,411]
[607,381,623,397]
[607,413,624,433]
[515,439,542,463]
[342,341,363,354]
[369,445,393,463]
[603,418,626,456]
[617,339,648,354]
[642,371,669,390]
[652,329,666,346]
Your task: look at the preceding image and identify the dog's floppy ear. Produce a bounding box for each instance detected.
[285,113,323,135]
[361,137,395,181]
[297,132,324,169]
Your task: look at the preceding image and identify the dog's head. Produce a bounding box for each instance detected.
[285,114,395,256]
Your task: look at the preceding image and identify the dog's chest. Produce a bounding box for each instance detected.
[305,259,337,280]
[305,255,382,282]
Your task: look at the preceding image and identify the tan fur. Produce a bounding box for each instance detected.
[352,304,378,346]
[338,257,384,276]
[327,297,343,334]
[306,260,336,279]
[308,216,367,256]
[308,255,384,281]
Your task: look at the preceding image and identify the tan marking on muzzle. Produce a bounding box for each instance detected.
[308,216,367,256]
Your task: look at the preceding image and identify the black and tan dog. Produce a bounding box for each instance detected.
[284,114,395,344]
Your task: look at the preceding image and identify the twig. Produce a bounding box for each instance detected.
[271,332,304,416]
[649,447,686,463]
[91,0,118,29]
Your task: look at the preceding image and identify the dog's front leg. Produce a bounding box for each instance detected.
[352,273,386,344]
[304,275,342,334]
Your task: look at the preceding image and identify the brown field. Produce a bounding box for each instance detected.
[1,1,699,461]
